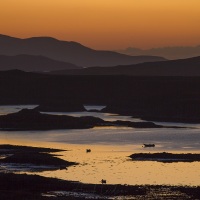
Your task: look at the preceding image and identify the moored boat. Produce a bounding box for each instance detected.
[143,144,155,147]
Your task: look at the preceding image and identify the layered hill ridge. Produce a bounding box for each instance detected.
[0,34,166,67]
[117,46,200,60]
[50,56,200,76]
[0,54,80,72]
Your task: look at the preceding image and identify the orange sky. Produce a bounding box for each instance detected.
[0,0,200,50]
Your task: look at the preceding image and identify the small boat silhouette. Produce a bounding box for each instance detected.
[143,144,155,147]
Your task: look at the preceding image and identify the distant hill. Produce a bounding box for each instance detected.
[0,34,166,67]
[0,55,80,72]
[117,46,200,60]
[1,70,200,123]
[50,56,200,76]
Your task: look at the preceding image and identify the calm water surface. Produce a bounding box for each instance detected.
[0,105,200,186]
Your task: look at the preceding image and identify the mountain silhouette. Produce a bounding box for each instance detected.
[50,56,200,76]
[0,55,80,72]
[117,46,200,60]
[0,34,166,67]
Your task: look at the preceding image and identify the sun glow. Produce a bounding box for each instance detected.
[0,0,200,49]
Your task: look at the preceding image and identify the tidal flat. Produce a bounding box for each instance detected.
[0,145,200,200]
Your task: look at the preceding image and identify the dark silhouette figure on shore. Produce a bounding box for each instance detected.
[86,149,91,153]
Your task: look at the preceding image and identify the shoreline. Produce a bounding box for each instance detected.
[0,144,200,199]
[0,172,199,199]
[0,108,166,131]
[0,144,77,171]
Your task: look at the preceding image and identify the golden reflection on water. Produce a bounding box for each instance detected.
[40,144,200,186]
[1,138,200,186]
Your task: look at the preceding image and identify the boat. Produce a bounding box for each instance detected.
[143,144,155,147]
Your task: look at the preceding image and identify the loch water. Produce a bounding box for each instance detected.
[0,105,200,186]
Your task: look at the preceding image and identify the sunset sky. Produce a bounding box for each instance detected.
[0,0,200,50]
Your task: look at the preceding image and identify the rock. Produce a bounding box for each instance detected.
[130,152,200,162]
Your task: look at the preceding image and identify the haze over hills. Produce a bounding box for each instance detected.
[0,34,166,67]
[50,56,200,76]
[0,55,80,72]
[117,46,200,60]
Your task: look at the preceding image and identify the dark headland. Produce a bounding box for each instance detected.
[1,70,200,123]
[0,109,163,130]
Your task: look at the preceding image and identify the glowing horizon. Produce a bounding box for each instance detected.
[0,0,200,50]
